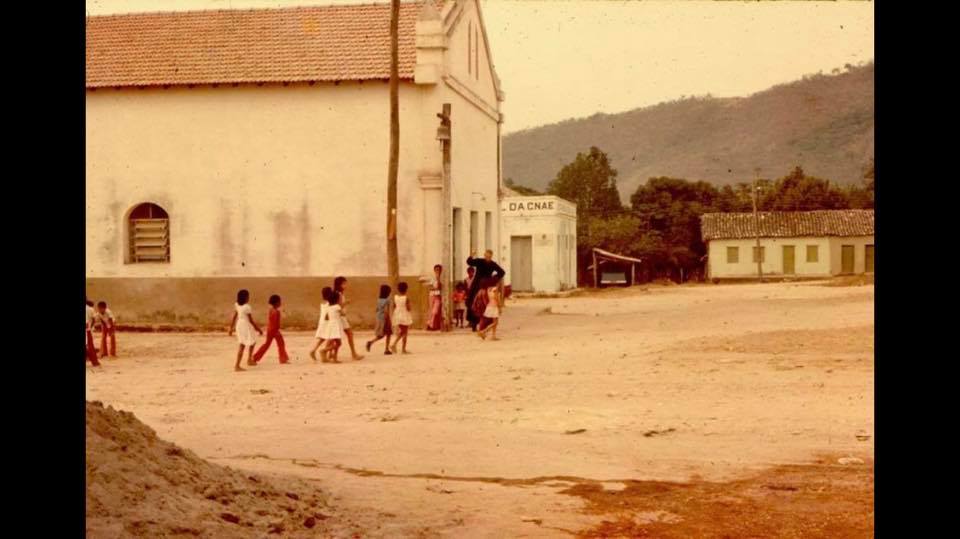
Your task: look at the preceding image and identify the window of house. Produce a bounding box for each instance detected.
[752,246,765,263]
[484,211,492,251]
[128,202,170,263]
[726,246,739,263]
[806,245,819,263]
[470,211,479,253]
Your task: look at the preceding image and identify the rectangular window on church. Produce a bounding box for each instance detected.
[485,211,492,251]
[470,211,479,253]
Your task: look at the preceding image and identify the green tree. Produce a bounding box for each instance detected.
[581,214,643,257]
[548,147,625,283]
[547,146,624,218]
[503,177,542,196]
[846,159,874,209]
[760,166,850,211]
[630,177,719,279]
[716,183,754,212]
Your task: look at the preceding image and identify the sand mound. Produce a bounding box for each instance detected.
[86,401,354,538]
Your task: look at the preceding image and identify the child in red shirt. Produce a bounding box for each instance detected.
[253,294,290,364]
[452,282,467,328]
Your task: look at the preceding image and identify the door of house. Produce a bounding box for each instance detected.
[782,245,795,275]
[841,245,855,274]
[865,244,874,273]
[452,208,462,280]
[510,236,533,292]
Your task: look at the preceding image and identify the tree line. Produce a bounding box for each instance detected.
[507,147,874,284]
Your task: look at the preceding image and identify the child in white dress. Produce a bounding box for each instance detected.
[478,280,502,341]
[309,287,333,362]
[228,289,263,371]
[321,291,344,362]
[333,276,363,360]
[391,282,413,354]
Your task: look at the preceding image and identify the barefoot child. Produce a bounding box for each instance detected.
[95,301,117,359]
[334,277,363,360]
[309,287,333,361]
[391,282,413,354]
[477,279,502,341]
[426,264,444,331]
[229,289,263,371]
[85,299,101,367]
[452,282,467,328]
[253,294,290,364]
[366,285,394,355]
[320,291,344,362]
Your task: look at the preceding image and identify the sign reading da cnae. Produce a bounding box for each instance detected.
[501,196,576,217]
[506,200,556,212]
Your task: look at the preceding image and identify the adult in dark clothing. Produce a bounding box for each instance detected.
[465,249,505,331]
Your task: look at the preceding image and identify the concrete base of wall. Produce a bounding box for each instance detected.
[85,276,427,330]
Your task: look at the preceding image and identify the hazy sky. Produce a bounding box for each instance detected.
[87,0,874,134]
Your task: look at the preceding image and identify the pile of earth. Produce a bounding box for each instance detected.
[86,401,358,538]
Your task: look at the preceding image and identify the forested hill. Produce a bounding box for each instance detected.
[502,63,874,199]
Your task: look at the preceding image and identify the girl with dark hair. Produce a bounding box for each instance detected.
[366,284,394,355]
[427,264,444,330]
[391,282,413,354]
[333,277,363,360]
[477,279,502,341]
[253,294,290,364]
[309,287,333,361]
[320,291,343,362]
[229,289,263,371]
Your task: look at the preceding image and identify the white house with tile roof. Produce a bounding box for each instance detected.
[700,210,875,280]
[85,0,504,328]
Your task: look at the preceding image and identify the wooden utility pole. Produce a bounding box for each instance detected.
[753,168,763,283]
[386,0,400,291]
[437,104,452,331]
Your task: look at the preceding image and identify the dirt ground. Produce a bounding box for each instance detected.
[86,281,874,537]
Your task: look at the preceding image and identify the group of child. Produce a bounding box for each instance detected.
[228,276,415,372]
[86,270,498,372]
[84,298,117,367]
[450,266,502,340]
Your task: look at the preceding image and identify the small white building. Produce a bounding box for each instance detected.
[701,210,875,280]
[499,189,577,293]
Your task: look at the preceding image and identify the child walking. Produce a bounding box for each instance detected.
[253,294,290,364]
[452,282,467,328]
[229,289,263,371]
[391,282,413,354]
[334,277,364,360]
[85,299,101,367]
[477,279,502,341]
[320,291,344,362]
[366,285,394,355]
[96,301,117,359]
[309,287,333,362]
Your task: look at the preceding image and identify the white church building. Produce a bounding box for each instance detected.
[85,0,505,327]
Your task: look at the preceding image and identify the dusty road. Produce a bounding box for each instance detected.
[86,281,874,537]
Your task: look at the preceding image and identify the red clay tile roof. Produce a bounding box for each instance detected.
[86,1,437,88]
[700,210,874,241]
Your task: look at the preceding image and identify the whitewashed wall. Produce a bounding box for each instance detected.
[86,82,435,279]
[500,196,577,292]
[707,236,874,279]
